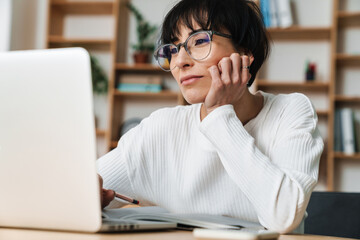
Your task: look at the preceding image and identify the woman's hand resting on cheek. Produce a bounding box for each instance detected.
[203,53,253,116]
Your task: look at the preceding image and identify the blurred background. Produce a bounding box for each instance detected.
[1,0,360,192]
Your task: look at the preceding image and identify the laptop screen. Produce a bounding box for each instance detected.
[0,48,102,232]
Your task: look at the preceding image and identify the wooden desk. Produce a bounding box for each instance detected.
[0,228,355,240]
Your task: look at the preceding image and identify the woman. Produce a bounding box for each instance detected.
[97,0,323,233]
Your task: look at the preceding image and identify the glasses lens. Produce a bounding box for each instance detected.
[156,44,177,71]
[187,32,211,60]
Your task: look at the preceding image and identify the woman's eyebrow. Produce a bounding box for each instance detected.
[171,29,205,43]
[189,29,204,35]
[170,37,179,43]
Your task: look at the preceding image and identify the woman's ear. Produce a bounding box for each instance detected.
[239,48,254,65]
[248,53,254,65]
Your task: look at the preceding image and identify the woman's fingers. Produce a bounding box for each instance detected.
[218,57,232,85]
[241,55,251,85]
[210,53,251,88]
[101,188,115,209]
[208,65,223,89]
[230,53,242,85]
[98,174,104,208]
[98,174,115,209]
[204,53,251,113]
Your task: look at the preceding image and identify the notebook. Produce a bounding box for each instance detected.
[0,48,176,232]
[102,206,264,230]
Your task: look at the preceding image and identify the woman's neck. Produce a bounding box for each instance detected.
[233,90,263,125]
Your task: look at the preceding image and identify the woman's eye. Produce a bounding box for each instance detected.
[170,48,178,54]
[195,38,209,46]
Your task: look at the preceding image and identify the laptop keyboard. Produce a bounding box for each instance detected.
[102,219,139,231]
[102,219,137,224]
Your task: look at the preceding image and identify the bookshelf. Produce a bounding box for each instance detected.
[331,0,360,190]
[257,0,360,191]
[46,0,119,157]
[256,0,333,191]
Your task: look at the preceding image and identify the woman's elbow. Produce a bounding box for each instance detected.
[260,209,305,234]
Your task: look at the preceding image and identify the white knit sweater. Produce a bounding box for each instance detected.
[96,91,324,233]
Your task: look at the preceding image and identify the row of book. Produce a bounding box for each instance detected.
[117,74,163,93]
[334,108,360,155]
[260,0,293,28]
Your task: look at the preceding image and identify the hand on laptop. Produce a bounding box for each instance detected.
[98,174,115,208]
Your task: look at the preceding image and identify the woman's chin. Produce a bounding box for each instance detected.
[183,93,206,104]
[180,87,209,104]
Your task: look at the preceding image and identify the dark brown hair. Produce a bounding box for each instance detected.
[159,0,270,86]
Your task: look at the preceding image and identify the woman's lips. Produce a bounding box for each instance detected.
[180,75,203,85]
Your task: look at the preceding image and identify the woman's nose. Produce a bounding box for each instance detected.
[173,46,193,70]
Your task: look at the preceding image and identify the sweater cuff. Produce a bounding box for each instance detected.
[201,104,238,125]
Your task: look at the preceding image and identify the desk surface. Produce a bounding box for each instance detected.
[0,228,355,240]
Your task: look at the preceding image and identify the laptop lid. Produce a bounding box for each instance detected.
[0,48,102,232]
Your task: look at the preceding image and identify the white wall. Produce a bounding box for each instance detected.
[10,0,47,50]
[0,0,12,51]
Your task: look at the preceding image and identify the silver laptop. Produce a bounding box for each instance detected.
[0,48,176,232]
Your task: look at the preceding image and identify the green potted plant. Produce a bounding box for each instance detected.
[90,55,108,95]
[127,2,157,63]
[90,55,108,128]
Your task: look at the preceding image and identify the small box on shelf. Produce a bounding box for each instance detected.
[117,83,162,93]
[117,74,163,93]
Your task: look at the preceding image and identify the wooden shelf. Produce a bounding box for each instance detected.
[338,11,360,27]
[316,110,329,117]
[48,36,113,45]
[51,1,115,15]
[115,63,164,72]
[114,90,179,98]
[338,11,360,18]
[334,152,360,160]
[96,129,107,136]
[335,95,360,103]
[267,26,331,40]
[336,54,360,66]
[257,81,329,91]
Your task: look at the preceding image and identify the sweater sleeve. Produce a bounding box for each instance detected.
[198,96,323,233]
[96,116,155,208]
[96,146,133,208]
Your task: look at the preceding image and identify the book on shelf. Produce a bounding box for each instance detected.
[260,0,293,28]
[117,83,162,93]
[120,74,163,85]
[260,0,271,28]
[340,108,355,155]
[353,110,360,153]
[117,74,163,93]
[276,0,293,28]
[102,206,264,230]
[334,109,343,152]
[269,0,279,27]
[334,108,360,155]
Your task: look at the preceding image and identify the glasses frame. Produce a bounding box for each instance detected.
[154,30,232,71]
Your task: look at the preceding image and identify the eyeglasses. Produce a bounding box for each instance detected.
[154,30,232,71]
